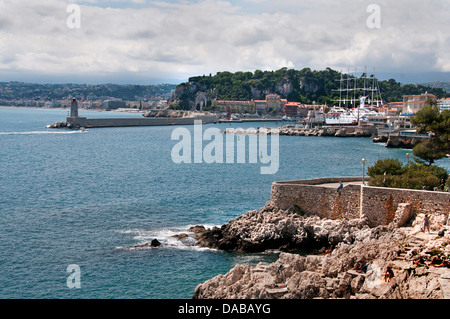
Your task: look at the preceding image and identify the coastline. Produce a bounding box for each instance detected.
[191,201,450,299]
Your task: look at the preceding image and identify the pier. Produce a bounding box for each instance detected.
[218,118,283,123]
[67,115,219,128]
[56,99,219,128]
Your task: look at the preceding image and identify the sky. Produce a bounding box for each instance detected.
[0,0,449,85]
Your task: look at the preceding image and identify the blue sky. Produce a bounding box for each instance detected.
[0,0,449,85]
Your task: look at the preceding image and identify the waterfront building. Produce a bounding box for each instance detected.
[438,97,450,112]
[213,94,287,114]
[386,102,403,115]
[283,102,302,117]
[266,94,287,112]
[212,99,255,113]
[102,99,127,110]
[402,93,437,115]
[254,99,266,113]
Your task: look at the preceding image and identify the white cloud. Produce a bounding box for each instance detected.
[0,0,448,83]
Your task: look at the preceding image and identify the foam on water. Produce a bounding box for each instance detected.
[117,224,220,252]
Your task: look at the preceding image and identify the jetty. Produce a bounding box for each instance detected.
[221,125,377,138]
[218,118,282,123]
[47,99,218,129]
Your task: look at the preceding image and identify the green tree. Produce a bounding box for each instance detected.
[367,158,447,190]
[367,158,404,177]
[411,103,450,165]
[412,139,447,166]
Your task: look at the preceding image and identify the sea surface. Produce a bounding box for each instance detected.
[1,106,448,299]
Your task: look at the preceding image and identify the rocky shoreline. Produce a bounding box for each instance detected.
[221,126,431,150]
[222,126,374,138]
[125,200,449,299]
[190,202,450,299]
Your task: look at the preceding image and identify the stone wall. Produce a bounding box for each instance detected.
[270,177,364,220]
[360,185,450,227]
[270,177,450,227]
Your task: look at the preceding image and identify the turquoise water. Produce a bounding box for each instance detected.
[1,106,448,299]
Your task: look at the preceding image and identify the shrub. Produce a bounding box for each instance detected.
[367,158,404,178]
[367,158,447,190]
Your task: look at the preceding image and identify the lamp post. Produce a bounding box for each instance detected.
[406,153,410,165]
[362,158,366,185]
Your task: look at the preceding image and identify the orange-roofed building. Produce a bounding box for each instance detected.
[402,93,437,115]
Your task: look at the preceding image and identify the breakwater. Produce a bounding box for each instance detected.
[222,125,377,137]
[48,114,219,129]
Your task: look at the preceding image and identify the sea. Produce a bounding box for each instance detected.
[1,106,448,299]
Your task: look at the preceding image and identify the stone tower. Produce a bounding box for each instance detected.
[70,98,79,118]
[67,98,87,128]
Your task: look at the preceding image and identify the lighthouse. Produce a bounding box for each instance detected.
[67,98,87,128]
[70,98,79,118]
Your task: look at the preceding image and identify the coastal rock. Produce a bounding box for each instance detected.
[193,205,450,299]
[172,233,189,240]
[132,238,161,249]
[334,129,348,137]
[46,121,72,129]
[151,239,161,247]
[194,223,448,299]
[196,203,368,253]
[372,135,388,143]
[385,135,428,149]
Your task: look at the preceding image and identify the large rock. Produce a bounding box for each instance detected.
[194,225,447,299]
[196,203,368,253]
[193,206,449,299]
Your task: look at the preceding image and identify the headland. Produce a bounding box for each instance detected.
[169,177,450,299]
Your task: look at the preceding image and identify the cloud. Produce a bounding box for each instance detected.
[0,0,448,83]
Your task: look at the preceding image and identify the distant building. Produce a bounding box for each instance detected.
[102,100,127,110]
[266,94,287,111]
[283,102,302,116]
[256,94,287,113]
[438,98,450,112]
[212,100,255,113]
[212,94,290,114]
[402,93,437,115]
[386,102,403,115]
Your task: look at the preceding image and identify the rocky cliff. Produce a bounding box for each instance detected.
[192,202,450,299]
[169,68,340,110]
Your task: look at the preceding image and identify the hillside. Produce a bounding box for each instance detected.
[169,68,448,110]
[420,81,450,93]
[0,82,176,102]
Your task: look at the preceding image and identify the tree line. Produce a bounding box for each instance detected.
[183,67,448,106]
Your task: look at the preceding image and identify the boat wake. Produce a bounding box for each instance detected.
[0,130,86,135]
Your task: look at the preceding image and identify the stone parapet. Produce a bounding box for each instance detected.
[270,177,450,227]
